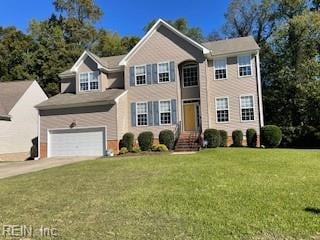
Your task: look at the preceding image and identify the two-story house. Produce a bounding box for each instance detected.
[36,19,264,158]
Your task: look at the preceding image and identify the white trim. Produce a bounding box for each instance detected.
[239,94,255,122]
[136,101,148,127]
[47,126,107,158]
[134,64,147,86]
[79,71,100,92]
[209,50,259,59]
[215,96,230,123]
[114,90,128,103]
[213,57,228,80]
[157,61,171,83]
[237,54,253,78]
[159,99,172,126]
[182,63,199,88]
[256,51,264,127]
[119,19,210,65]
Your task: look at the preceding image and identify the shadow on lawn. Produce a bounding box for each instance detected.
[304,207,320,215]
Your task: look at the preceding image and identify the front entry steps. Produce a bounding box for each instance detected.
[174,132,201,152]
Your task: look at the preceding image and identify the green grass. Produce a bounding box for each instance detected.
[0,148,319,239]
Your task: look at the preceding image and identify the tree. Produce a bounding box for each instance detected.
[144,18,204,42]
[0,27,35,81]
[121,36,140,52]
[92,29,125,57]
[53,0,103,23]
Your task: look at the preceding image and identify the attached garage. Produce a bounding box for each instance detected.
[48,127,106,157]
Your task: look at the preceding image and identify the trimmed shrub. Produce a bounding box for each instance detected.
[151,144,169,152]
[204,129,220,148]
[138,131,154,151]
[121,132,134,152]
[119,147,128,155]
[246,128,257,147]
[261,125,282,148]
[218,130,228,147]
[132,146,141,153]
[159,130,175,150]
[232,130,243,147]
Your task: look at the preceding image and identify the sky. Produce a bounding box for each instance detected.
[0,0,229,37]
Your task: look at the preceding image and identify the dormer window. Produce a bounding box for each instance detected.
[79,71,99,91]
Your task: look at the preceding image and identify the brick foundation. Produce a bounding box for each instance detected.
[107,140,119,154]
[40,143,47,159]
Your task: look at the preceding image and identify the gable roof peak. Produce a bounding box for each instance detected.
[119,18,210,65]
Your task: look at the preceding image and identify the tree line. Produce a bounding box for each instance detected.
[0,0,319,128]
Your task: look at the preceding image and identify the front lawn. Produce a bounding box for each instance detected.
[0,148,319,239]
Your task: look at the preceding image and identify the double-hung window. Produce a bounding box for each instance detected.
[136,102,148,126]
[158,62,170,83]
[216,97,229,122]
[79,71,99,91]
[214,58,227,80]
[182,64,198,87]
[135,65,146,85]
[159,100,171,125]
[238,55,252,77]
[240,95,254,121]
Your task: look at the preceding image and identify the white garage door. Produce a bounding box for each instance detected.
[48,127,105,157]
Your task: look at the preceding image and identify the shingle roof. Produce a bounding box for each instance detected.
[0,80,33,116]
[100,54,127,68]
[36,89,126,110]
[202,36,259,56]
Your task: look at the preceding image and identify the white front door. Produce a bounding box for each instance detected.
[48,127,105,157]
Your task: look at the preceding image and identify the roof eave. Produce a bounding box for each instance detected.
[37,100,116,110]
[0,115,11,121]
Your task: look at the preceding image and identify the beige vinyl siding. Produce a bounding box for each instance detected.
[125,25,205,137]
[207,54,260,135]
[106,72,124,89]
[116,93,128,139]
[61,76,76,93]
[40,105,118,143]
[0,81,48,154]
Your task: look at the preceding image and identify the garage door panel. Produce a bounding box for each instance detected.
[49,128,105,157]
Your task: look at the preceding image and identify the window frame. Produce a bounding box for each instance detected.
[182,63,199,88]
[215,97,230,123]
[237,54,253,78]
[136,102,148,127]
[239,94,255,122]
[79,71,99,92]
[159,100,172,125]
[157,61,171,83]
[134,64,147,86]
[214,58,228,80]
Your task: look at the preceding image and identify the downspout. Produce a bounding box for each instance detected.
[256,50,264,127]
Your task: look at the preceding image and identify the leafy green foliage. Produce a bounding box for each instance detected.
[246,128,257,147]
[218,130,228,147]
[121,133,134,152]
[131,146,141,153]
[280,126,320,148]
[204,129,220,148]
[159,130,175,150]
[119,147,128,155]
[151,144,169,152]
[138,131,154,151]
[232,130,243,147]
[261,125,282,148]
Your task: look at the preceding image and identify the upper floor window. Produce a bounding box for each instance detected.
[238,55,252,77]
[135,65,146,85]
[182,63,198,87]
[79,71,99,91]
[240,95,254,121]
[216,97,229,122]
[158,62,170,83]
[136,102,148,126]
[214,58,227,80]
[159,100,171,125]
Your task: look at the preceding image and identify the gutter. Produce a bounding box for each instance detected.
[36,100,117,111]
[0,115,11,121]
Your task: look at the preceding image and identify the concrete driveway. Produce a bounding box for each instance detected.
[0,157,96,179]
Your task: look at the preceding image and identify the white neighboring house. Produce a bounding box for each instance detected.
[0,81,48,161]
